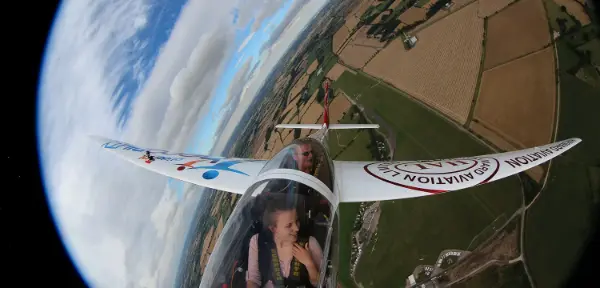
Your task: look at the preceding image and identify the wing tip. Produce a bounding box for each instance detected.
[561,137,582,150]
[88,134,109,145]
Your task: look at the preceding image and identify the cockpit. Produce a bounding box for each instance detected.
[200,138,338,288]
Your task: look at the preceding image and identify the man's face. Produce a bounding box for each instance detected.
[294,143,313,173]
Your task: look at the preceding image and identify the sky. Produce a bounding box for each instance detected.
[37,0,326,287]
[188,0,295,154]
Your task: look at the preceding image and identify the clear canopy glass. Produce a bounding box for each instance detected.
[200,138,336,288]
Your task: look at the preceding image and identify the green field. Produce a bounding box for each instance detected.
[577,38,600,65]
[306,37,339,97]
[337,202,362,287]
[575,65,600,87]
[414,0,430,8]
[560,24,599,47]
[556,40,581,71]
[523,16,600,286]
[524,68,600,287]
[330,107,375,287]
[331,70,523,286]
[552,20,600,87]
[327,105,371,159]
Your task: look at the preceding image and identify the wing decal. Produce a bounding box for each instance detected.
[335,138,581,202]
[92,136,266,194]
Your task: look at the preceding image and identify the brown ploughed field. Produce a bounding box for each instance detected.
[399,7,426,25]
[483,0,550,70]
[477,0,515,17]
[333,26,351,54]
[472,46,555,179]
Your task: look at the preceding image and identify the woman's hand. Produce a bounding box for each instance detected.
[292,242,315,268]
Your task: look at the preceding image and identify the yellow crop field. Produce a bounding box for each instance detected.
[364,1,484,124]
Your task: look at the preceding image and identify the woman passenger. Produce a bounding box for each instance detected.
[247,195,323,288]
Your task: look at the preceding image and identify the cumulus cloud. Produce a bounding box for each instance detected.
[154,31,232,151]
[150,192,178,240]
[253,1,283,30]
[224,60,253,110]
[212,0,326,155]
[211,60,254,143]
[261,0,308,51]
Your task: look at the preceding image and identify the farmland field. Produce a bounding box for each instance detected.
[305,38,338,96]
[327,107,371,158]
[306,60,319,75]
[472,47,556,152]
[477,0,515,18]
[415,0,434,7]
[364,1,484,124]
[553,0,590,25]
[328,92,353,123]
[333,26,352,54]
[332,70,523,287]
[348,26,387,49]
[326,63,355,81]
[288,73,309,103]
[544,0,579,33]
[346,0,377,29]
[301,101,324,125]
[483,0,550,70]
[411,0,475,34]
[338,43,379,69]
[300,90,318,117]
[399,7,426,25]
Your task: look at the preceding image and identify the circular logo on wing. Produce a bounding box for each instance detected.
[363,158,500,193]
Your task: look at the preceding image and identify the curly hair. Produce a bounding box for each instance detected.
[262,193,298,228]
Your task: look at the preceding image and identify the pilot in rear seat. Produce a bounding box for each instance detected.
[246,194,323,288]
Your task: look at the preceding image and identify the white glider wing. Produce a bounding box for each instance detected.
[91,136,266,194]
[334,138,581,202]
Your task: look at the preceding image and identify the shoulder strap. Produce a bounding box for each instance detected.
[258,233,316,288]
[287,236,316,288]
[258,231,285,287]
[287,236,307,282]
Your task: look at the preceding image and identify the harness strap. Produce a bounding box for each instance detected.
[258,231,310,288]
